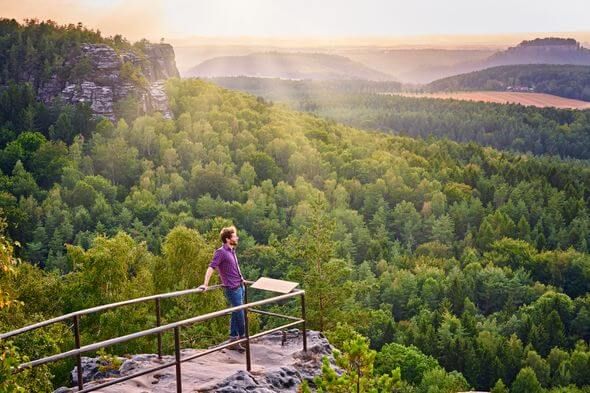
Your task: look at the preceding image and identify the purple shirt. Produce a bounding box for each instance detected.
[209,244,243,289]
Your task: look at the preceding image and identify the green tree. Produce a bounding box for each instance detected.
[491,379,509,393]
[511,367,544,393]
[392,200,422,249]
[547,347,571,387]
[375,342,439,385]
[314,334,401,393]
[569,349,590,386]
[285,197,352,332]
[91,135,139,186]
[430,214,455,244]
[10,160,38,198]
[523,350,550,387]
[418,367,470,393]
[48,110,75,144]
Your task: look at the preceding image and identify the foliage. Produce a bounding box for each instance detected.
[0,342,25,393]
[511,367,544,393]
[120,61,148,89]
[0,75,589,392]
[314,333,401,393]
[213,76,590,160]
[96,348,123,373]
[284,197,353,331]
[375,343,439,385]
[0,216,20,309]
[418,367,470,393]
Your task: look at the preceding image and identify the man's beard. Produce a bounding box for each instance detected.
[230,239,238,247]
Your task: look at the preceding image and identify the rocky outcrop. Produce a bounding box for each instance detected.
[38,43,179,121]
[55,330,332,393]
[486,38,590,67]
[140,43,181,81]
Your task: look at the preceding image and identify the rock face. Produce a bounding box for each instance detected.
[141,43,181,82]
[38,43,179,121]
[56,329,333,393]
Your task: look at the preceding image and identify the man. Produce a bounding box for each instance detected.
[198,225,246,352]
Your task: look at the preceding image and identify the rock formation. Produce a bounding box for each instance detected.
[486,38,590,67]
[38,43,179,121]
[54,329,333,392]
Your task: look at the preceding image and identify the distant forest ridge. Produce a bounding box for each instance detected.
[186,52,396,81]
[427,64,590,102]
[180,37,590,84]
[519,37,581,47]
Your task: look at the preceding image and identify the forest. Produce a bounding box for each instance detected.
[0,76,589,392]
[213,76,590,160]
[0,20,590,393]
[427,64,590,102]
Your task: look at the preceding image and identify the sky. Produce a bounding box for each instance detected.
[1,0,589,43]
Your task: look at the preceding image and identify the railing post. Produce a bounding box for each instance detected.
[174,326,182,393]
[155,298,162,359]
[301,293,307,352]
[244,302,251,372]
[72,315,84,391]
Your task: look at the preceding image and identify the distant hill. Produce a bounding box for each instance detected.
[427,64,590,101]
[340,38,590,84]
[340,49,496,84]
[428,38,590,84]
[186,52,395,81]
[485,38,590,67]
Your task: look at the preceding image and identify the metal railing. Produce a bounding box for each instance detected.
[0,280,307,393]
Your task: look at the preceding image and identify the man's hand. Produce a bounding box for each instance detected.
[197,284,208,292]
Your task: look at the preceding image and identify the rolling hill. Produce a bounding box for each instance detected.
[427,64,590,101]
[484,38,590,67]
[185,52,395,80]
[339,48,496,83]
[419,38,590,85]
[380,38,590,84]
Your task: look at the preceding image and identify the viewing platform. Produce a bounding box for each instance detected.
[1,278,321,392]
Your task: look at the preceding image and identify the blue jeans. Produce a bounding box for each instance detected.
[224,285,245,338]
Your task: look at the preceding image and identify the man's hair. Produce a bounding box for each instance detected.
[220,226,237,244]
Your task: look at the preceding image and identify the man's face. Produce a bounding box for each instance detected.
[228,232,239,247]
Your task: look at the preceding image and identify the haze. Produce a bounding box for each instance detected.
[1,0,590,45]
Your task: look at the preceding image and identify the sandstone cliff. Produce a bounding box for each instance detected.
[37,42,180,121]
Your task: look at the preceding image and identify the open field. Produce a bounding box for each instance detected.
[391,91,590,109]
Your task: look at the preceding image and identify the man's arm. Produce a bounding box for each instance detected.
[199,248,222,291]
[198,267,215,291]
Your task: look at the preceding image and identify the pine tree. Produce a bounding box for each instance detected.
[285,196,352,332]
[314,334,401,393]
[491,379,509,393]
[511,367,543,393]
